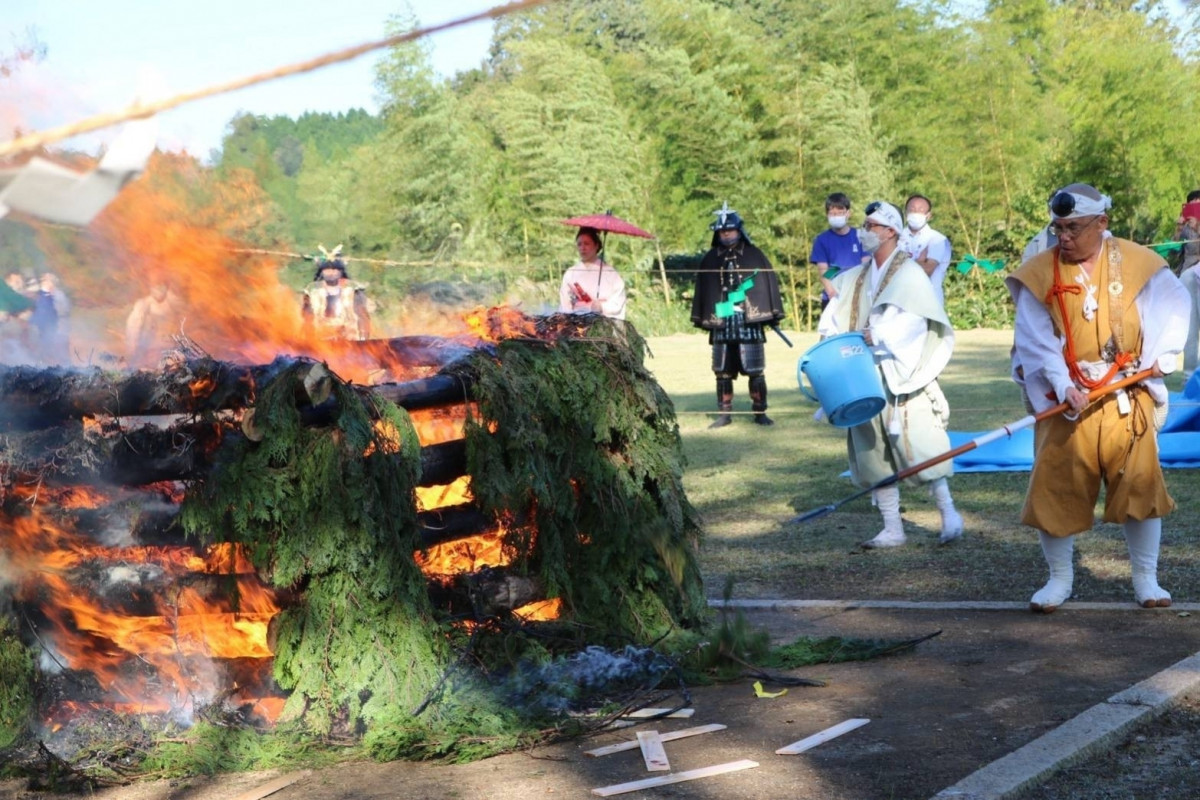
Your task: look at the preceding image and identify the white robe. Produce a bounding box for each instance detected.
[559,261,627,320]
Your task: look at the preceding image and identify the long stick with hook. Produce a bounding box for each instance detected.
[788,368,1156,524]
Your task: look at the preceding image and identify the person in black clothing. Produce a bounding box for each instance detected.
[690,202,786,427]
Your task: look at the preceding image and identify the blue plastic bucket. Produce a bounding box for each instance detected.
[797,332,886,427]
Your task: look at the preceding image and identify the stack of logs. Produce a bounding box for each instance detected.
[0,335,545,618]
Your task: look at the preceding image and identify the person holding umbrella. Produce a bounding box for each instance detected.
[559,226,626,320]
[691,202,786,427]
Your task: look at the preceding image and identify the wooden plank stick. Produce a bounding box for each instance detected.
[619,707,695,719]
[585,724,727,757]
[775,718,870,755]
[591,759,759,797]
[636,730,670,772]
[230,770,312,800]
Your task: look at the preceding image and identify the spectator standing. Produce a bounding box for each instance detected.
[898,194,953,306]
[809,192,865,309]
[1178,197,1200,379]
[559,227,626,320]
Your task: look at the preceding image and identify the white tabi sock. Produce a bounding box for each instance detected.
[1124,518,1171,608]
[930,477,963,544]
[862,485,905,548]
[1030,532,1074,613]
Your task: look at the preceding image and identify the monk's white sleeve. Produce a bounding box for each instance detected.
[1012,285,1073,408]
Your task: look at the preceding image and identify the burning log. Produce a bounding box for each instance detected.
[0,360,474,434]
[426,565,546,618]
[3,423,466,491]
[0,314,707,771]
[0,358,316,431]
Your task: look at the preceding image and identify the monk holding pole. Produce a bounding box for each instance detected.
[1008,183,1190,612]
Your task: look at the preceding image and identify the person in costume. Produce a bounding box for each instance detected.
[817,200,963,548]
[1007,183,1190,612]
[558,227,626,320]
[125,282,184,368]
[691,202,786,427]
[301,245,372,341]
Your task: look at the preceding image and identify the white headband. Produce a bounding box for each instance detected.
[1050,191,1112,220]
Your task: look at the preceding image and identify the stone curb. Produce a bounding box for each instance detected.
[706,598,1200,798]
[928,651,1200,799]
[709,599,1200,612]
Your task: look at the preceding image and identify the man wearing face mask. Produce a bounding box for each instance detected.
[809,192,865,309]
[818,201,962,548]
[898,194,953,307]
[301,245,372,341]
[691,202,786,427]
[1007,183,1189,612]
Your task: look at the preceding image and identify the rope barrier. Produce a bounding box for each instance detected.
[0,0,555,159]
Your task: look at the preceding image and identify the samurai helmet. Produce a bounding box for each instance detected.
[709,201,752,246]
[312,243,349,280]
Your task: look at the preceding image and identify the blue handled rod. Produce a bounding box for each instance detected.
[789,368,1155,524]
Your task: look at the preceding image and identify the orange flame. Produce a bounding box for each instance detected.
[6,505,282,721]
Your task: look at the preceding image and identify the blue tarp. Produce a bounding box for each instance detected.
[948,373,1200,473]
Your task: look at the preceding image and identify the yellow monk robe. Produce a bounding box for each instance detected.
[1009,238,1174,537]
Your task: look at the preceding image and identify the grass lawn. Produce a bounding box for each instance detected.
[643,328,1200,603]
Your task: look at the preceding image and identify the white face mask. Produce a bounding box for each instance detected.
[827,215,848,229]
[858,228,881,254]
[906,212,928,231]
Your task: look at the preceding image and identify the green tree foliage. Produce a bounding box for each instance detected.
[0,617,34,749]
[189,0,1200,331]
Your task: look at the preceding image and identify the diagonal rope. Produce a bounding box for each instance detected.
[0,0,555,159]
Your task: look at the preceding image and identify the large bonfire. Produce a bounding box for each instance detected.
[0,155,706,783]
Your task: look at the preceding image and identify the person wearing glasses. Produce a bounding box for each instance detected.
[817,200,962,548]
[1007,183,1190,612]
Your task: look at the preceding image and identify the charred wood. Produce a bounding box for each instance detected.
[414,501,534,549]
[0,358,304,431]
[426,565,547,618]
[370,373,474,412]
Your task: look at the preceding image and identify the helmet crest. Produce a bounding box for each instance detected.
[312,243,349,280]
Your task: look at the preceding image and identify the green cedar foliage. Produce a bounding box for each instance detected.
[180,363,446,738]
[0,616,34,750]
[461,317,707,642]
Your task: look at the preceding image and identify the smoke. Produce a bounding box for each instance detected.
[501,645,675,715]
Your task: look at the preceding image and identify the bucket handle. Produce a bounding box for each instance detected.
[797,355,820,403]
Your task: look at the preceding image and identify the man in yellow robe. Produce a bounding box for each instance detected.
[1007,184,1190,612]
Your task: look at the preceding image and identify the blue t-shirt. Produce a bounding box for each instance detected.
[809,228,863,276]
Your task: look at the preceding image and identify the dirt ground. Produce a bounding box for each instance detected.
[5,604,1200,800]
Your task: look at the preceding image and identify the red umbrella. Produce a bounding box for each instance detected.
[560,211,655,239]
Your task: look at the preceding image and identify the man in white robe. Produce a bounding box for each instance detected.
[818,201,963,548]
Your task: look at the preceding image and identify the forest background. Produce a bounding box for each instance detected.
[4,0,1200,338]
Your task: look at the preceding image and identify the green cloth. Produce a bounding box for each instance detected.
[955,254,1006,274]
[0,282,32,314]
[714,272,759,318]
[1149,241,1184,258]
